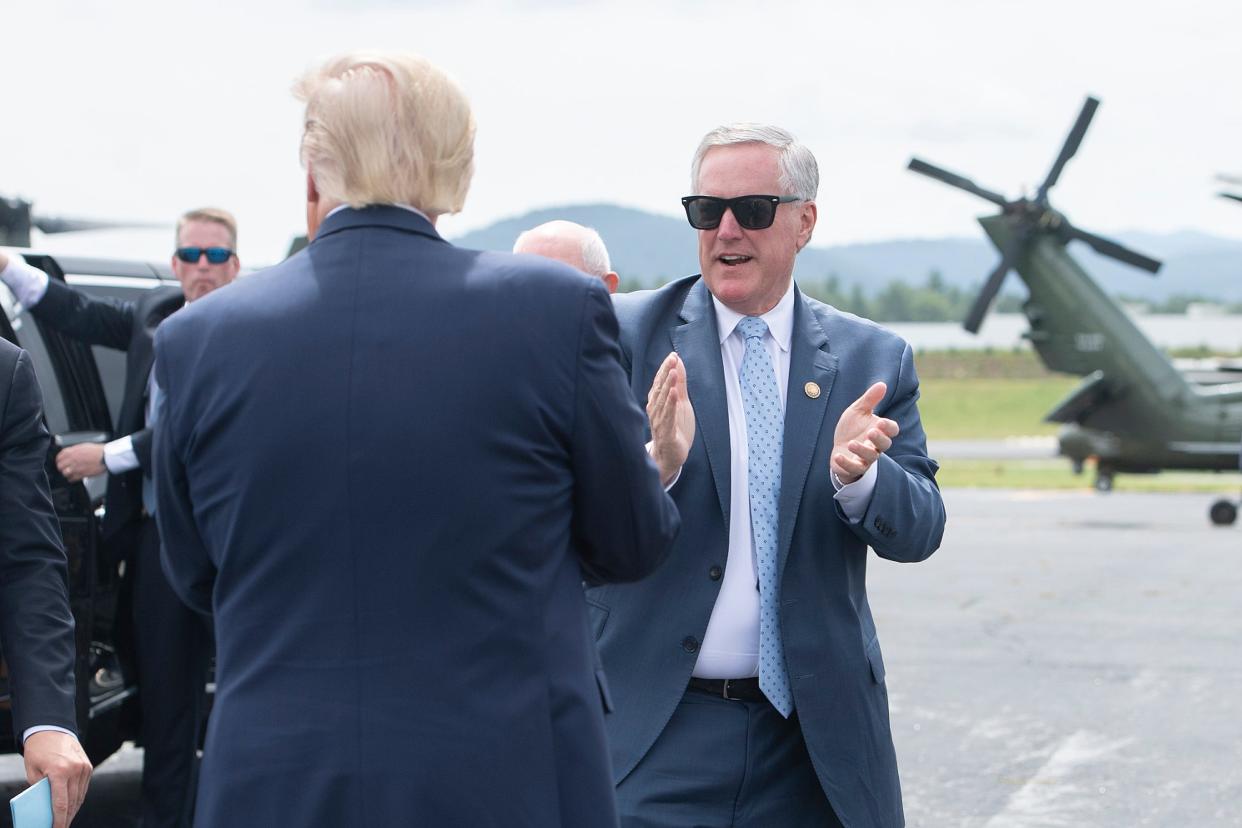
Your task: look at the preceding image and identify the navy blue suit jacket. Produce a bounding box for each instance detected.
[588,277,945,828]
[0,340,78,740]
[153,206,679,827]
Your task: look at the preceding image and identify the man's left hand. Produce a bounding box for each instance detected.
[831,382,899,485]
[23,730,91,828]
[56,443,107,483]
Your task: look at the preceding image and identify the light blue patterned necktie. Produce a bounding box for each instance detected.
[737,316,793,717]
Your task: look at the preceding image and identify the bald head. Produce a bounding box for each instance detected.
[513,220,619,294]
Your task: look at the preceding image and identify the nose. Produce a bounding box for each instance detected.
[716,205,745,240]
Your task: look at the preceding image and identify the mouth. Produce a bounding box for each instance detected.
[718,254,752,268]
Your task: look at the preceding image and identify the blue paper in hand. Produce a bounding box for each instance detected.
[9,776,52,828]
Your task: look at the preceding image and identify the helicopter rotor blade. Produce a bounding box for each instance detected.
[1037,96,1100,202]
[33,216,163,234]
[964,229,1028,334]
[1217,192,1242,204]
[907,158,1009,207]
[1063,224,1162,274]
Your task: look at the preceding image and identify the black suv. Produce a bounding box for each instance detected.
[0,249,201,764]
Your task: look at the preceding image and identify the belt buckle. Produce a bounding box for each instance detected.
[721,679,734,700]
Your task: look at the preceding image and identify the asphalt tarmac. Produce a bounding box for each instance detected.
[875,488,1241,827]
[1,488,1237,826]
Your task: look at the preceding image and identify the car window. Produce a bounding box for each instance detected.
[1,283,70,434]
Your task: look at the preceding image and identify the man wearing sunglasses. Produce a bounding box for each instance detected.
[589,124,946,828]
[0,207,237,827]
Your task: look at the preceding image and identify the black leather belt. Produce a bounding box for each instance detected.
[688,676,766,702]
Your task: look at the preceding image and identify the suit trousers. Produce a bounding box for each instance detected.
[615,687,843,828]
[133,516,211,828]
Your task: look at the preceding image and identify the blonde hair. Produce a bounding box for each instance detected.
[176,207,237,248]
[293,51,475,217]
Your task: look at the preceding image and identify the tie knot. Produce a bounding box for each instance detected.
[738,316,768,341]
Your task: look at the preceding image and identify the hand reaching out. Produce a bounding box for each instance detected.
[831,382,899,485]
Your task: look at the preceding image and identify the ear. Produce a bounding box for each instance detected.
[305,168,322,241]
[797,200,818,251]
[603,271,620,294]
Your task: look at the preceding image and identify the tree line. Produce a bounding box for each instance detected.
[616,271,1241,320]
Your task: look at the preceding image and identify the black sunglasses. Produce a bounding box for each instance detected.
[681,194,801,231]
[175,246,235,265]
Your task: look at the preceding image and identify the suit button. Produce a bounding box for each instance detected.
[708,565,722,581]
[681,636,699,653]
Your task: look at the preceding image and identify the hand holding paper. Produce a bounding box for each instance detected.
[21,731,91,828]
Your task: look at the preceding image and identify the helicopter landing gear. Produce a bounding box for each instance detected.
[1094,468,1114,492]
[1209,499,1238,526]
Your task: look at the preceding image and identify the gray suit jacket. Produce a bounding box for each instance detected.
[587,276,946,828]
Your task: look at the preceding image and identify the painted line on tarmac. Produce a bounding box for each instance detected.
[983,730,1133,827]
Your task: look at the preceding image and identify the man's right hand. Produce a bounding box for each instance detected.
[23,730,91,828]
[56,443,108,483]
[646,352,695,487]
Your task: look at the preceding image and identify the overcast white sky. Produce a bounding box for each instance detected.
[5,0,1241,265]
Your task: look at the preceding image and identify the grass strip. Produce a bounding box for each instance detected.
[938,458,1242,494]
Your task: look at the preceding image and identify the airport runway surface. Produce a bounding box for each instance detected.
[2,488,1237,826]
[874,488,1240,827]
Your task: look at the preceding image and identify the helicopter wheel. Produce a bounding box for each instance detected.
[1094,472,1114,492]
[1208,499,1238,526]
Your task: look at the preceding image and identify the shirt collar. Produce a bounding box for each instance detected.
[711,279,796,353]
[324,202,432,224]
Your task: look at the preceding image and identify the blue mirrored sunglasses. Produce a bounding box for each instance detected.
[175,246,234,264]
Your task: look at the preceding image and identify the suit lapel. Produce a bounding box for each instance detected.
[671,280,732,526]
[777,290,837,579]
[137,289,184,394]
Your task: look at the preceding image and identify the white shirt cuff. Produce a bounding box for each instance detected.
[832,461,878,523]
[0,256,50,307]
[645,441,682,491]
[104,435,140,474]
[22,725,77,743]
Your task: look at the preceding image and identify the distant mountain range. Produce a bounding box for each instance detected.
[451,204,1242,302]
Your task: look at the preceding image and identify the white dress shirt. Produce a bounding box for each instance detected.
[691,281,877,679]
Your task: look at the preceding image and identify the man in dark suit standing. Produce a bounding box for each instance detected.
[0,212,237,827]
[152,51,679,827]
[1,337,92,827]
[589,124,947,828]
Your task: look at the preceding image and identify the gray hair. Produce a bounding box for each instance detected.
[512,220,612,278]
[690,123,819,202]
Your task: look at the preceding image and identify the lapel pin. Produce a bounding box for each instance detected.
[804,381,821,399]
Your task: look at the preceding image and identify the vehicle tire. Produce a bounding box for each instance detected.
[1094,473,1114,492]
[1208,500,1238,526]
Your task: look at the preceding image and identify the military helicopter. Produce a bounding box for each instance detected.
[908,96,1242,526]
